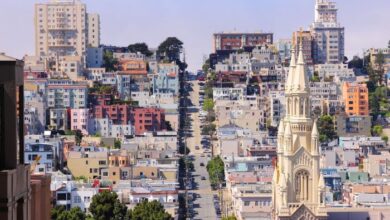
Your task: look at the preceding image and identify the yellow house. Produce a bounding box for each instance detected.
[67,146,108,179]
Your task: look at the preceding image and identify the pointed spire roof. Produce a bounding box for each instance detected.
[318,173,325,189]
[278,120,285,135]
[291,40,310,94]
[312,119,319,137]
[284,121,292,137]
[286,44,296,93]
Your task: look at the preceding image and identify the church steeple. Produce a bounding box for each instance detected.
[286,36,296,93]
[273,29,327,220]
[292,42,310,94]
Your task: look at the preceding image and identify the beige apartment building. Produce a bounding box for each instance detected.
[67,146,108,179]
[34,0,100,75]
[215,99,262,134]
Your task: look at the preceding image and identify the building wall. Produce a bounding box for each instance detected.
[35,1,87,58]
[47,79,88,109]
[86,47,103,68]
[49,108,69,130]
[292,31,314,65]
[67,151,108,179]
[86,13,100,48]
[71,108,89,134]
[30,174,51,220]
[335,115,371,137]
[342,82,369,116]
[131,107,165,135]
[213,33,273,52]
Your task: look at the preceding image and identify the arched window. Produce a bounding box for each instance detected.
[295,170,310,202]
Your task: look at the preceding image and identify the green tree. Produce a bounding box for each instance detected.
[376,51,385,85]
[206,156,225,188]
[157,37,183,62]
[89,191,128,220]
[126,200,171,220]
[51,205,65,220]
[201,123,216,136]
[114,139,121,149]
[51,206,86,220]
[128,43,153,57]
[202,58,210,73]
[203,98,214,112]
[157,37,187,71]
[372,125,384,136]
[310,71,320,82]
[348,56,363,69]
[75,129,83,146]
[317,115,337,142]
[382,135,389,145]
[222,215,238,220]
[103,50,118,71]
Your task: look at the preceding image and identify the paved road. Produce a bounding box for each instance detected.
[185,80,219,220]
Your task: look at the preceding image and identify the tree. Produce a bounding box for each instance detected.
[126,200,171,220]
[372,125,383,136]
[382,135,389,145]
[51,206,86,220]
[317,115,337,143]
[128,43,153,57]
[89,191,128,220]
[348,56,363,69]
[202,58,210,73]
[157,37,183,62]
[310,71,320,82]
[75,129,83,146]
[207,156,225,188]
[222,216,238,220]
[103,50,118,71]
[201,123,216,136]
[157,37,187,71]
[114,139,121,149]
[203,98,214,112]
[376,51,385,82]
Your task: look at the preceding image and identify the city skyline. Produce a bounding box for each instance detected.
[1,0,390,71]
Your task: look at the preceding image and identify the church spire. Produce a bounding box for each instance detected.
[286,33,296,93]
[291,32,310,94]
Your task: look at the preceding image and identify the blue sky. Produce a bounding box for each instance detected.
[1,0,389,71]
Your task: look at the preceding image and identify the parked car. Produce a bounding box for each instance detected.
[201,176,206,180]
[195,145,200,150]
[200,162,205,166]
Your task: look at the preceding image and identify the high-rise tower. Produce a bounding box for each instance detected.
[312,0,345,64]
[272,41,327,220]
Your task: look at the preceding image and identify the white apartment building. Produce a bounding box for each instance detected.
[88,118,133,138]
[311,0,345,64]
[314,63,355,80]
[310,81,341,114]
[46,79,88,108]
[213,87,245,101]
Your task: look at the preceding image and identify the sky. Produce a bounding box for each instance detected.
[1,0,390,72]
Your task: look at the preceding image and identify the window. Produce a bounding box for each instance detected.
[113,172,116,176]
[73,196,81,203]
[244,201,250,206]
[47,154,53,160]
[99,160,106,165]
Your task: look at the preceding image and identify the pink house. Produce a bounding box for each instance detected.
[71,108,90,135]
